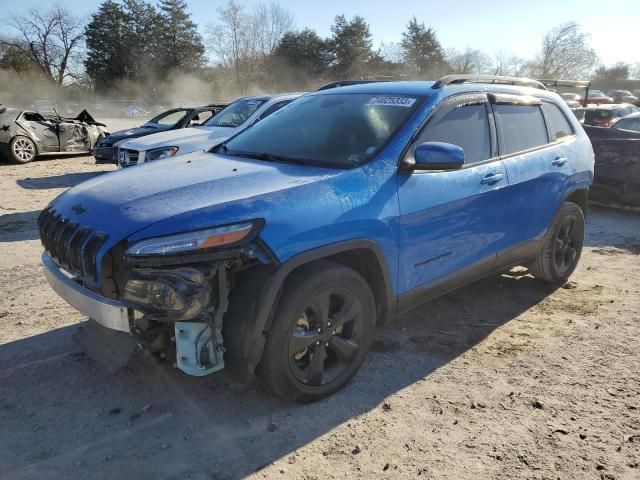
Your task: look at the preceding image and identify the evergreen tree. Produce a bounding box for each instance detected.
[270,28,331,89]
[122,0,162,80]
[84,1,131,91]
[156,0,205,72]
[273,29,331,75]
[328,15,373,78]
[401,16,446,77]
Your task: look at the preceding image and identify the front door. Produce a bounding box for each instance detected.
[397,94,509,297]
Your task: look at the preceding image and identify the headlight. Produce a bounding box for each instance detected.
[126,222,257,256]
[146,146,179,161]
[123,267,212,320]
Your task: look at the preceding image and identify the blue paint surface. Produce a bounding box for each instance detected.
[46,81,594,298]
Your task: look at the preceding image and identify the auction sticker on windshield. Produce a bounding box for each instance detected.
[367,96,417,107]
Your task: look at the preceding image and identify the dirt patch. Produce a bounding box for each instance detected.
[1,154,639,479]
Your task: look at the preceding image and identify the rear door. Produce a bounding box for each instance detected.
[16,112,59,152]
[397,93,509,296]
[494,96,574,263]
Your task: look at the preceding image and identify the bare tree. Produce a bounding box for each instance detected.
[493,49,528,76]
[206,0,294,92]
[533,22,598,79]
[251,2,295,57]
[446,47,493,75]
[207,1,253,90]
[1,6,84,85]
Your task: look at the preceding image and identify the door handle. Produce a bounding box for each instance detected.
[552,157,568,166]
[481,172,504,185]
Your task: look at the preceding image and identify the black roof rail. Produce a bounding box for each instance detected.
[315,80,389,91]
[432,74,547,90]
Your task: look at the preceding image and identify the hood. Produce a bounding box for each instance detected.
[101,125,169,145]
[119,126,238,155]
[49,152,342,248]
[100,125,171,144]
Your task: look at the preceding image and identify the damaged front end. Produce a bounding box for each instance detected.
[124,263,228,376]
[40,212,273,378]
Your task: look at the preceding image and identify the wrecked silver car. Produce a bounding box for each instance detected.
[0,105,108,164]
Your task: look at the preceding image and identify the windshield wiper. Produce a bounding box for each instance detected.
[216,145,309,165]
[239,151,307,165]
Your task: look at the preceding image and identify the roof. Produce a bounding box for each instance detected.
[310,80,564,103]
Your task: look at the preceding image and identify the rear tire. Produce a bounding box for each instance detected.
[259,260,376,403]
[530,202,584,283]
[9,136,37,164]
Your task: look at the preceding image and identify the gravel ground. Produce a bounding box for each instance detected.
[0,133,639,479]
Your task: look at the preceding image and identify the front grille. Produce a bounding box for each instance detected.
[37,208,108,282]
[118,148,139,167]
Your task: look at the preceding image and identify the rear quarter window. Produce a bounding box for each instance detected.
[493,104,548,155]
[541,102,574,141]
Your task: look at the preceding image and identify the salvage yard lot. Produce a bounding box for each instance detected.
[1,144,639,479]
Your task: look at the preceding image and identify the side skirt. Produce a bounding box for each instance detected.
[396,239,541,316]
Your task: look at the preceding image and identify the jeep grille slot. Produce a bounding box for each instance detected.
[37,208,108,282]
[82,233,108,281]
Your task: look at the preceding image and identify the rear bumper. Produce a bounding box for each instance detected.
[41,252,130,332]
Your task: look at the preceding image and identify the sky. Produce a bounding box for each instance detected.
[2,0,638,67]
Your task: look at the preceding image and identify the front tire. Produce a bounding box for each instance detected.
[9,136,37,164]
[260,260,376,403]
[530,202,585,283]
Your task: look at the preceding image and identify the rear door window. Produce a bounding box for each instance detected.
[541,103,574,141]
[416,103,491,164]
[494,104,548,155]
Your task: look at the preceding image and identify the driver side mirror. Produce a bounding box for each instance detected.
[412,142,464,170]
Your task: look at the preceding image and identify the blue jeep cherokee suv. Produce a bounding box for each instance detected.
[40,75,594,402]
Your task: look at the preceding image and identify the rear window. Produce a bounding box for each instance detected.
[494,104,548,155]
[541,103,574,141]
[584,110,611,123]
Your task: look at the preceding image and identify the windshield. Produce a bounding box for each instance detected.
[221,93,421,167]
[145,109,189,128]
[204,98,267,128]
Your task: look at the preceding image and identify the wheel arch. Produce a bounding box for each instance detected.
[223,239,395,382]
[564,187,589,217]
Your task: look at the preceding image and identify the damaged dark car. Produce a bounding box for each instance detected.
[93,105,228,164]
[0,105,108,164]
[584,120,640,209]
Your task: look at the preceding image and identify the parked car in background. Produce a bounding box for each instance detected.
[123,104,150,118]
[580,90,613,105]
[606,89,639,105]
[561,92,582,108]
[117,92,303,168]
[0,106,107,164]
[31,100,58,116]
[40,75,594,402]
[584,123,640,208]
[94,105,228,163]
[577,104,640,127]
[610,112,640,132]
